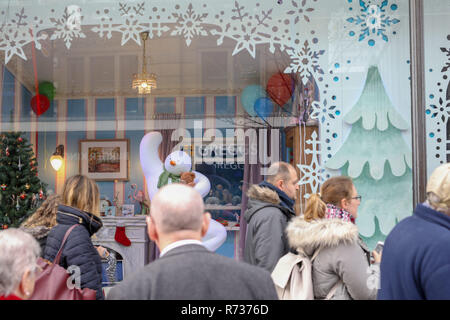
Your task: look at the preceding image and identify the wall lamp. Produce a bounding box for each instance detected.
[50,145,64,171]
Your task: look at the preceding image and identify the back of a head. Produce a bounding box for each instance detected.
[304,176,354,222]
[0,228,40,297]
[266,162,295,184]
[150,184,205,234]
[62,175,100,216]
[426,163,450,215]
[21,194,61,229]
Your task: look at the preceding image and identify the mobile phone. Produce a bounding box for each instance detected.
[374,241,384,254]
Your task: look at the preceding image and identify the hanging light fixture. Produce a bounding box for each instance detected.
[132,31,157,94]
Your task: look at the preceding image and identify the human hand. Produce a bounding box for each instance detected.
[96,246,109,258]
[371,250,382,264]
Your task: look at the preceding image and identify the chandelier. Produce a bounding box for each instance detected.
[132,31,157,94]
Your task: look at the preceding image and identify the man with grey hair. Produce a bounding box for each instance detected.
[244,161,299,273]
[107,183,278,300]
[0,228,41,300]
[378,163,450,299]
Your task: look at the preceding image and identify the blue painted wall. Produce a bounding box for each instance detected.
[124,98,146,214]
[66,99,86,180]
[2,67,15,123]
[95,98,116,203]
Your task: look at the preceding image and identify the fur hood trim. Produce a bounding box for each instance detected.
[20,225,52,240]
[247,185,280,205]
[286,216,359,252]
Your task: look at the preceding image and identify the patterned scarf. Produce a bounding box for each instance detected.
[325,204,355,224]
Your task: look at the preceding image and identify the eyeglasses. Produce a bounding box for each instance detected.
[351,195,362,201]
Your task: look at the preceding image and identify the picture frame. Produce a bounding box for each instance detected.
[79,139,129,181]
[104,206,116,217]
[121,204,135,217]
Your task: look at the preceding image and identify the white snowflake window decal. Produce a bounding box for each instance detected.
[171,3,208,46]
[50,6,86,49]
[297,131,327,199]
[284,40,325,85]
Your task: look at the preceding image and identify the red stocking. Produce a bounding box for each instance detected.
[114,226,131,246]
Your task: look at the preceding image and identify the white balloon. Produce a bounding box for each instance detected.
[139,132,164,200]
[139,131,226,251]
[202,219,227,251]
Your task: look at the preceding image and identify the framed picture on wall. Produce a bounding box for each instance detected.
[79,139,129,181]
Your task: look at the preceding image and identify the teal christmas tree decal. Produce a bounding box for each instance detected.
[326,66,412,246]
[0,132,47,228]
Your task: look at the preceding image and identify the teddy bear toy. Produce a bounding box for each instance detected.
[180,172,196,187]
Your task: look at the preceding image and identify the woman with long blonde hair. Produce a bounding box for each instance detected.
[20,194,60,255]
[43,175,104,300]
[284,176,381,300]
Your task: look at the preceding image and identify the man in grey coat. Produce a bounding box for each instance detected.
[244,162,299,273]
[107,183,278,300]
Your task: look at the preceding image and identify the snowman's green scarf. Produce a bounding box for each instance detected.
[157,169,181,188]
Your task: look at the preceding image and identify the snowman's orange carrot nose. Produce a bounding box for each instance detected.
[170,160,176,166]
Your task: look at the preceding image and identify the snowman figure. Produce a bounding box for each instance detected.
[157,150,194,188]
[139,132,226,252]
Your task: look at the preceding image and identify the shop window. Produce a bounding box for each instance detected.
[201,51,228,88]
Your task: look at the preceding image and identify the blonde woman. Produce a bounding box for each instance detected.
[285,176,381,300]
[20,194,60,255]
[43,175,104,300]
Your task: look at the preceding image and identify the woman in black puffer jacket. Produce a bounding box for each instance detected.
[44,175,104,300]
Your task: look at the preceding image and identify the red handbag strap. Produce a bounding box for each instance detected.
[53,224,80,265]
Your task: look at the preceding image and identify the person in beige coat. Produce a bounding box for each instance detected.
[285,176,381,300]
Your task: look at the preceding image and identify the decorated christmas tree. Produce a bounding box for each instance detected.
[0,132,47,228]
[326,66,413,249]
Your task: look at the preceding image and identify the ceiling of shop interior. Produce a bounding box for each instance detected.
[12,27,291,98]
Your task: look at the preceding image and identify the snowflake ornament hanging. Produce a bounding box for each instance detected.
[171,3,208,46]
[346,0,400,47]
[284,40,325,85]
[297,131,327,199]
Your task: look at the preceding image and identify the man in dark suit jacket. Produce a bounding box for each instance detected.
[107,183,278,300]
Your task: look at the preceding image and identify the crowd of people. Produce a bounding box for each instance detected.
[0,162,449,300]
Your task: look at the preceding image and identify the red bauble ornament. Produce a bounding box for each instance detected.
[266,72,295,107]
[20,193,26,200]
[18,137,23,143]
[30,94,50,116]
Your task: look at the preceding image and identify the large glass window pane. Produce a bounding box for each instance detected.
[0,0,414,260]
[424,0,450,177]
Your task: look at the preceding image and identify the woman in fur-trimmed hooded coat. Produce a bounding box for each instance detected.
[284,176,380,300]
[286,216,378,300]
